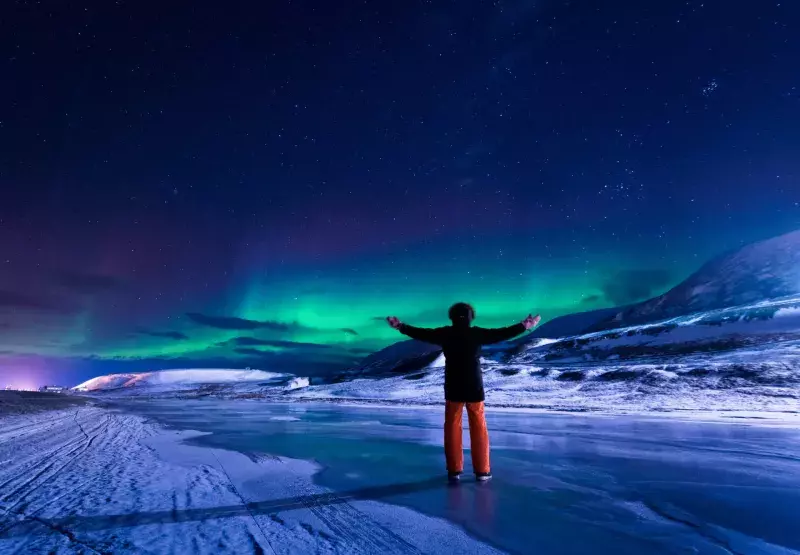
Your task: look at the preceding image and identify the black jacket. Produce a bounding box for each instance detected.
[398,322,526,402]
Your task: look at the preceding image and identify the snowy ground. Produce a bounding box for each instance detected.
[0,405,504,554]
[272,339,800,417]
[82,345,800,416]
[3,400,799,554]
[122,400,800,554]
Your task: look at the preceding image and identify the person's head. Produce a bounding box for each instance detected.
[448,302,475,327]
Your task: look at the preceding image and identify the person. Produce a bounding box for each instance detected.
[386,303,540,482]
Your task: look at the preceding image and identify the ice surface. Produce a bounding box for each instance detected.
[3,399,799,554]
[0,405,505,554]
[112,401,800,554]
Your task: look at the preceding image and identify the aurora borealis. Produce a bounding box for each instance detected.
[1,1,798,387]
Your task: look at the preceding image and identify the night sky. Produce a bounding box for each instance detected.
[1,0,798,388]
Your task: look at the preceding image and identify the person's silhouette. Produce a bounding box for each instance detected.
[387,304,540,481]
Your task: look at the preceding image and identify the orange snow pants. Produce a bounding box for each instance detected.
[444,401,490,474]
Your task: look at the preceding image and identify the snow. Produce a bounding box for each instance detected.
[71,231,800,416]
[776,306,800,319]
[74,368,288,392]
[0,405,505,554]
[75,296,800,413]
[96,400,800,554]
[429,353,446,368]
[286,377,310,390]
[285,354,800,416]
[526,337,560,348]
[3,396,799,553]
[255,295,800,415]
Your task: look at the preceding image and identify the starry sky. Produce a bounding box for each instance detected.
[1,0,798,388]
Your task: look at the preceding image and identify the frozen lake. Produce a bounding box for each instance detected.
[118,401,800,554]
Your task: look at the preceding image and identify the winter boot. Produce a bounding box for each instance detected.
[448,471,463,483]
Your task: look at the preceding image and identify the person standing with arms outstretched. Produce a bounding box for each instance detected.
[387,303,540,482]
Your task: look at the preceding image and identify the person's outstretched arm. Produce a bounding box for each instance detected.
[386,317,445,345]
[476,314,541,345]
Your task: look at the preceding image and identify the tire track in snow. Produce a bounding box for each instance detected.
[211,451,278,555]
[299,491,423,554]
[0,409,119,554]
[0,411,108,519]
[0,412,73,443]
[0,425,89,495]
[1,406,499,554]
[0,408,262,553]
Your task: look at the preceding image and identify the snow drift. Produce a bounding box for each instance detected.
[286,376,310,390]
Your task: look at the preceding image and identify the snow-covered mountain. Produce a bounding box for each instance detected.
[592,229,800,331]
[74,369,288,392]
[76,229,800,413]
[347,230,800,377]
[285,296,800,413]
[511,296,800,364]
[276,229,800,413]
[333,310,620,382]
[77,297,800,412]
[329,339,442,382]
[524,306,622,339]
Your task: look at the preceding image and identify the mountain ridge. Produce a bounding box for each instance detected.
[591,230,800,331]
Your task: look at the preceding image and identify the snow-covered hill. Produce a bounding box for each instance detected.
[74,369,288,392]
[77,298,800,412]
[329,339,442,382]
[512,296,800,364]
[348,230,800,379]
[525,306,622,339]
[74,230,800,413]
[593,229,800,331]
[279,295,800,413]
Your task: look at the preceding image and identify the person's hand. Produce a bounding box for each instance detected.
[386,316,402,330]
[522,314,541,330]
